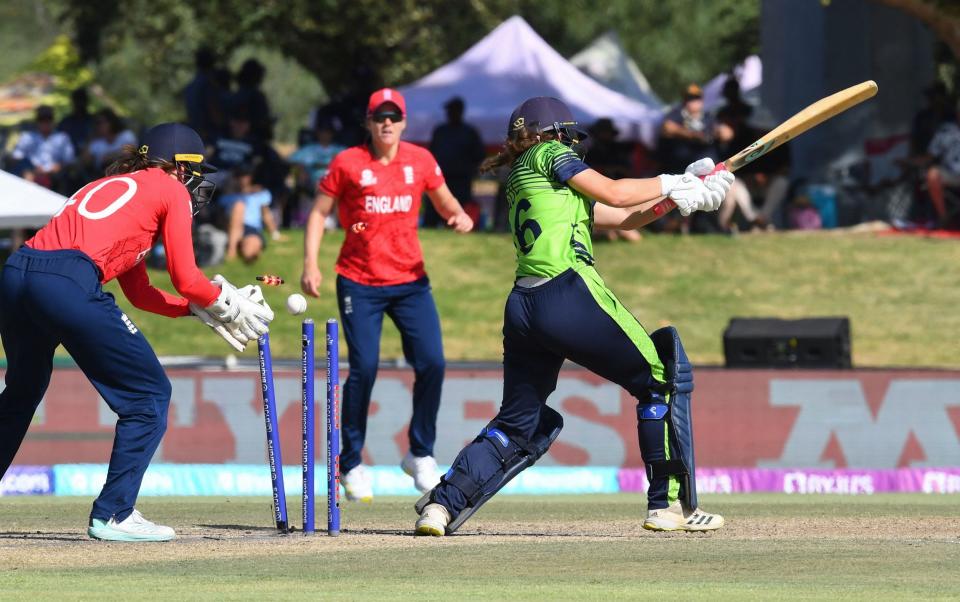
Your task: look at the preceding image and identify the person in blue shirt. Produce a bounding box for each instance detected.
[219,163,280,263]
[289,118,346,227]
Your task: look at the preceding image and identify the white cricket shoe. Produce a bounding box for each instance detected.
[643,501,724,532]
[88,509,176,542]
[415,503,451,537]
[401,452,441,493]
[341,464,373,502]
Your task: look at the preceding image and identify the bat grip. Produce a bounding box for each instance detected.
[702,161,727,179]
[642,161,729,222]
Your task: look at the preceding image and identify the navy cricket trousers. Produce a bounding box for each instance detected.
[0,247,170,522]
[433,267,677,514]
[336,275,445,473]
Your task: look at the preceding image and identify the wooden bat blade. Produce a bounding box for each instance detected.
[724,80,877,172]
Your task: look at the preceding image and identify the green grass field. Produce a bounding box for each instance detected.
[2,229,958,367]
[1,494,958,600]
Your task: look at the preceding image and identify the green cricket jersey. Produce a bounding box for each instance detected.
[505,140,594,278]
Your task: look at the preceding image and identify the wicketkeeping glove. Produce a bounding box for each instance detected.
[207,275,275,341]
[189,303,248,352]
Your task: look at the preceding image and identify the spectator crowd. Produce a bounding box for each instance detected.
[3,48,959,269]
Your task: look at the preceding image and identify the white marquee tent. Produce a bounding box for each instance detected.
[569,31,663,109]
[399,16,663,146]
[0,169,66,228]
[702,55,763,113]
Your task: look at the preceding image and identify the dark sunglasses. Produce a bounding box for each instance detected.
[371,112,404,123]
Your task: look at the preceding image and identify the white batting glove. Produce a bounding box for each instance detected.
[189,303,248,352]
[685,157,716,177]
[659,173,724,217]
[702,170,735,212]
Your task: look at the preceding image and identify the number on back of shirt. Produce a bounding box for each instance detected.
[54,176,138,220]
[513,198,542,255]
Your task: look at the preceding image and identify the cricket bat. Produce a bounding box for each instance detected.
[636,80,878,227]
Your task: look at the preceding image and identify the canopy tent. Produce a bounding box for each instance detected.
[702,55,763,113]
[0,169,66,228]
[569,31,663,109]
[399,16,663,147]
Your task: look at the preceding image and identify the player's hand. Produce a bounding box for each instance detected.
[659,173,723,217]
[189,303,248,352]
[684,158,716,177]
[702,170,735,211]
[447,211,474,233]
[301,265,322,298]
[207,275,274,339]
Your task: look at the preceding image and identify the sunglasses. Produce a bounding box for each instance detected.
[371,112,404,123]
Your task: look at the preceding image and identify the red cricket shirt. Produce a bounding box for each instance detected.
[27,168,220,317]
[319,141,445,286]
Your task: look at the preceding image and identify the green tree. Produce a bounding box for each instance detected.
[50,0,759,134]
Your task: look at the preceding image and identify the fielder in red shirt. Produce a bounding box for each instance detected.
[301,88,473,501]
[0,123,274,541]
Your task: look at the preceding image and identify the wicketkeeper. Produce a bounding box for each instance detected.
[0,124,274,541]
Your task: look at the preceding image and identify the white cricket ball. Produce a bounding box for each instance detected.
[286,293,308,315]
[224,354,238,369]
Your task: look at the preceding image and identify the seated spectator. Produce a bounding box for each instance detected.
[925,100,960,227]
[714,79,790,231]
[84,108,136,176]
[288,118,345,226]
[219,164,280,263]
[911,81,954,156]
[658,84,722,233]
[8,105,75,190]
[587,118,641,241]
[289,117,344,192]
[57,87,95,153]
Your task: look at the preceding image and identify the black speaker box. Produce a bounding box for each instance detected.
[723,317,851,368]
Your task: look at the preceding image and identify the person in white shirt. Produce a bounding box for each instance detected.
[85,108,137,175]
[9,105,75,189]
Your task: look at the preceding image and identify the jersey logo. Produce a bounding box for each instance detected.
[359,169,377,187]
[120,313,139,335]
[403,166,414,184]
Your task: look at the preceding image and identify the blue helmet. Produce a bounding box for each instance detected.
[507,97,588,156]
[140,123,217,215]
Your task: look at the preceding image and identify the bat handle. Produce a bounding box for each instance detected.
[636,161,730,227]
[702,161,727,179]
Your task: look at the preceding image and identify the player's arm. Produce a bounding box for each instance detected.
[161,190,221,307]
[592,200,670,230]
[567,169,664,209]
[425,184,473,233]
[301,192,336,297]
[117,261,191,317]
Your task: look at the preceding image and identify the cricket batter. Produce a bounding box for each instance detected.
[0,123,274,541]
[415,97,732,535]
[301,89,473,502]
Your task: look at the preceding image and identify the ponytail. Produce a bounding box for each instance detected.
[479,127,556,174]
[105,145,175,176]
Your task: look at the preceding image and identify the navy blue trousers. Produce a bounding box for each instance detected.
[0,248,170,522]
[434,267,675,514]
[336,275,445,472]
